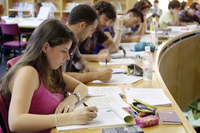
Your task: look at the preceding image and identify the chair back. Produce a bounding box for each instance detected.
[7,55,22,70]
[0,23,20,36]
[0,92,11,133]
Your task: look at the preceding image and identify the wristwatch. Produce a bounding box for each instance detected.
[71,92,82,103]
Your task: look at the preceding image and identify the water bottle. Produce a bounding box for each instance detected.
[143,46,153,81]
[49,6,54,18]
[18,6,23,18]
[150,15,158,46]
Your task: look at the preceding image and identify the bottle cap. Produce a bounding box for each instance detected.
[145,46,150,51]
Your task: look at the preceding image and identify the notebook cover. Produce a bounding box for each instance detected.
[157,110,182,125]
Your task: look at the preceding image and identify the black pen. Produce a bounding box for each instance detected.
[105,59,108,68]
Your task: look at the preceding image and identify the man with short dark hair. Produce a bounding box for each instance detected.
[179,2,200,25]
[65,4,113,83]
[159,0,181,28]
[79,1,118,62]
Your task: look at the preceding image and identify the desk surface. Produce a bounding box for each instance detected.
[51,30,197,133]
[2,16,44,28]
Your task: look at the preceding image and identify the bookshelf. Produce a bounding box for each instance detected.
[6,0,137,18]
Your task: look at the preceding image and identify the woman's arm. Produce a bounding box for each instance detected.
[9,66,98,132]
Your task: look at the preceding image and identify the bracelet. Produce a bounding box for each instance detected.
[116,29,122,32]
[55,113,58,128]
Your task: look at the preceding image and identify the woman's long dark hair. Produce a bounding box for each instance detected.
[0,19,77,101]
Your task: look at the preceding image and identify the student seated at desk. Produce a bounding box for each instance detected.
[179,2,200,26]
[78,1,118,62]
[93,8,144,54]
[159,0,181,28]
[132,1,151,35]
[0,19,98,133]
[24,2,42,18]
[64,4,113,83]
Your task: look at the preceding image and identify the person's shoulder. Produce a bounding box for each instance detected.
[17,66,38,77]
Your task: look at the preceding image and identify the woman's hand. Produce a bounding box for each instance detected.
[70,106,98,124]
[55,95,78,114]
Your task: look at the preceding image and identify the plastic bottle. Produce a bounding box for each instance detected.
[49,6,54,18]
[150,15,158,46]
[143,46,153,81]
[18,6,23,18]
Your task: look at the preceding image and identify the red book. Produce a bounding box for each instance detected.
[157,110,182,125]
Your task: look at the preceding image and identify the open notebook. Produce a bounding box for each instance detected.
[56,102,133,131]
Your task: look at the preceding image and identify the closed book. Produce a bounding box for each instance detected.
[158,110,182,125]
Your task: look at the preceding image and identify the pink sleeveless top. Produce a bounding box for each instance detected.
[29,72,64,133]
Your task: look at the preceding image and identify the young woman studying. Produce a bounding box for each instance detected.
[0,19,98,133]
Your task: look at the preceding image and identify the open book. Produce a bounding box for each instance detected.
[56,102,133,131]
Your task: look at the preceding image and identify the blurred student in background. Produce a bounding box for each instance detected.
[24,2,42,17]
[159,0,181,28]
[180,1,188,11]
[179,2,200,25]
[132,1,150,35]
[150,0,162,16]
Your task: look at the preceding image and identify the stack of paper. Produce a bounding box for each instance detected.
[99,58,135,66]
[125,88,172,106]
[91,74,143,85]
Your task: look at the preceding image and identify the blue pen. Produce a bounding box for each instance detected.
[105,45,109,53]
[127,108,138,118]
[130,106,138,115]
[132,31,136,36]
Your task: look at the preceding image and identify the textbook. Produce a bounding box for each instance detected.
[157,110,182,125]
[87,86,125,97]
[56,102,133,131]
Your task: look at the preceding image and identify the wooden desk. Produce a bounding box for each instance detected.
[51,31,198,133]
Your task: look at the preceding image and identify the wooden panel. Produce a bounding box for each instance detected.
[159,34,200,110]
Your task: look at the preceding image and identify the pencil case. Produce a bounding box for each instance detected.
[131,99,157,116]
[127,64,143,76]
[135,115,159,128]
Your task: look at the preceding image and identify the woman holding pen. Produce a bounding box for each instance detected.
[0,19,98,133]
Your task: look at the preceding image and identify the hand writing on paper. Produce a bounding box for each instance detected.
[96,68,113,81]
[70,106,98,124]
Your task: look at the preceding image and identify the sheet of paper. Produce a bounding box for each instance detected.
[91,74,143,85]
[82,94,130,109]
[99,58,135,66]
[111,50,145,58]
[119,43,137,51]
[37,7,50,20]
[112,68,127,74]
[87,86,124,97]
[125,87,172,106]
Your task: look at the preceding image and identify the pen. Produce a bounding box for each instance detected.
[132,31,136,36]
[126,108,138,118]
[130,106,138,116]
[105,45,109,53]
[137,104,156,112]
[105,59,108,68]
